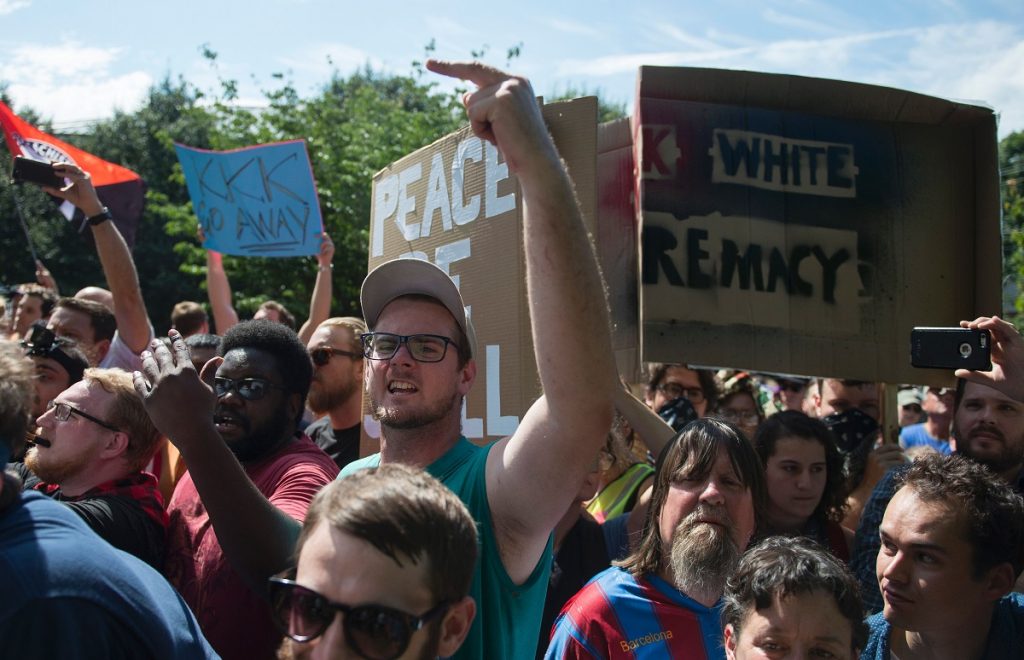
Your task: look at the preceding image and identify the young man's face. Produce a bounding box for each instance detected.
[953,381,1024,477]
[366,297,473,432]
[47,306,106,366]
[213,347,297,462]
[816,380,880,422]
[307,324,363,416]
[283,520,444,660]
[648,366,708,416]
[13,294,43,337]
[29,355,73,420]
[28,380,114,485]
[876,487,1003,634]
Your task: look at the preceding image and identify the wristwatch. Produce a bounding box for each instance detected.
[87,207,113,226]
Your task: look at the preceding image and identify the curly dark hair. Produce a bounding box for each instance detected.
[722,536,867,653]
[646,363,721,412]
[219,320,312,425]
[753,410,848,527]
[896,453,1024,579]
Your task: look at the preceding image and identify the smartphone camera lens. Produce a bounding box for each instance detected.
[959,342,973,358]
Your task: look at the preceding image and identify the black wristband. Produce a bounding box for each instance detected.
[87,207,112,226]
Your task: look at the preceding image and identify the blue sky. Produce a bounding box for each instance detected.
[2,0,1023,137]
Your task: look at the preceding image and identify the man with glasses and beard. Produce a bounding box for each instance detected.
[852,315,1024,613]
[161,319,339,659]
[303,317,367,469]
[546,419,765,658]
[273,464,477,660]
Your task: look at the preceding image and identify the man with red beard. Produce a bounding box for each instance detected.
[13,367,166,569]
[159,319,339,659]
[852,315,1024,613]
[303,317,366,469]
[546,419,765,658]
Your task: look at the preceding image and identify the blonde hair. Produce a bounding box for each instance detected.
[85,368,162,472]
[317,317,367,352]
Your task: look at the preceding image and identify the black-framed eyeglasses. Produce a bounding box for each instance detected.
[268,576,449,660]
[310,346,362,367]
[213,377,286,401]
[658,382,706,404]
[360,332,458,364]
[47,400,120,433]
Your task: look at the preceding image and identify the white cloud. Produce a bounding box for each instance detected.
[0,40,152,122]
[0,0,29,16]
[545,17,602,39]
[761,8,839,36]
[278,43,383,77]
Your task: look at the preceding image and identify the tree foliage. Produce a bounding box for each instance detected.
[1001,130,1024,325]
[1,60,464,332]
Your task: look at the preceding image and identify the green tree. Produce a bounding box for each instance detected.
[1001,130,1024,325]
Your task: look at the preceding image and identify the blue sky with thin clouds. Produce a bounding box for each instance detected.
[1,0,1022,137]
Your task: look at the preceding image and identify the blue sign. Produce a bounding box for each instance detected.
[175,140,323,257]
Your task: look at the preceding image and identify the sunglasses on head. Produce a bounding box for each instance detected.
[268,576,449,660]
[309,346,362,367]
[213,376,286,401]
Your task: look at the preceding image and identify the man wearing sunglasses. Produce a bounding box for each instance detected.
[304,316,368,469]
[135,60,616,660]
[157,319,339,659]
[274,464,478,660]
[12,367,167,570]
[20,321,89,425]
[0,341,217,657]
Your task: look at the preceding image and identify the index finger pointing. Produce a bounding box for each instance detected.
[426,59,508,88]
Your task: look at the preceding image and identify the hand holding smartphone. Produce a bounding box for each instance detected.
[10,155,64,189]
[910,327,992,371]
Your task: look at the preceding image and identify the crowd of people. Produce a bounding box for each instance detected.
[2,59,1023,659]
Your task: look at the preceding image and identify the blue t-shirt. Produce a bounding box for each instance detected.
[899,423,952,455]
[546,566,724,659]
[340,437,552,660]
[0,490,217,659]
[861,593,1024,658]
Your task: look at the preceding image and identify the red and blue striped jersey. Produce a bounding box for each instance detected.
[544,566,724,659]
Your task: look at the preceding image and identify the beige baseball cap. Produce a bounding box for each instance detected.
[360,258,477,359]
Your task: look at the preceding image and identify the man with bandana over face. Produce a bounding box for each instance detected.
[162,320,338,659]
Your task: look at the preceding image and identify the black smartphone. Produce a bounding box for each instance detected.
[910,327,992,371]
[11,155,63,188]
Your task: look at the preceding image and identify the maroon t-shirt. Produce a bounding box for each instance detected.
[164,435,338,659]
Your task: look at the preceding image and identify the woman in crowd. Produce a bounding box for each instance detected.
[752,410,853,561]
[715,372,765,441]
[722,536,866,659]
[585,413,654,524]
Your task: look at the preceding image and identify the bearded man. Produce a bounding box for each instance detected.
[303,317,366,469]
[546,419,765,659]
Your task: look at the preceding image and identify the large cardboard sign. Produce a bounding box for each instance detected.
[635,67,1000,386]
[366,98,597,443]
[176,140,323,257]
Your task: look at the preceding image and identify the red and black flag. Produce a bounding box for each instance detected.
[0,100,145,248]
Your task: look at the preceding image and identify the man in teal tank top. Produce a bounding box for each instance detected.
[133,59,618,660]
[342,60,618,659]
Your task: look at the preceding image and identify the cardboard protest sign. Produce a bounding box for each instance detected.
[175,140,323,257]
[365,97,598,444]
[634,67,1001,386]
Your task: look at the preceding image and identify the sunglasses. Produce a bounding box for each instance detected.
[778,380,805,393]
[213,377,286,401]
[268,577,449,659]
[47,400,120,433]
[310,346,362,367]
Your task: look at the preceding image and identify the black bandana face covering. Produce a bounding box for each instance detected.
[21,321,86,384]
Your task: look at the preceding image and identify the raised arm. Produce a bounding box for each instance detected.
[957,316,1024,402]
[296,232,334,344]
[48,164,150,352]
[427,60,617,581]
[205,248,240,335]
[132,331,300,590]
